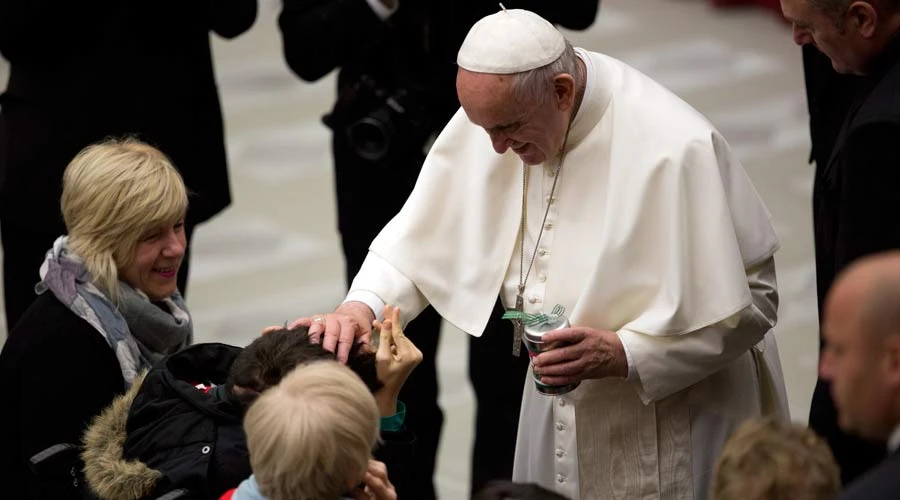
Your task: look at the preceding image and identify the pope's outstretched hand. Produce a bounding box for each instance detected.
[288,300,376,362]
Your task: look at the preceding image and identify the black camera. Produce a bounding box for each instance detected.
[324,74,434,163]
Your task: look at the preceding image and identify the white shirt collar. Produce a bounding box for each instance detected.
[888,422,900,453]
[566,48,611,151]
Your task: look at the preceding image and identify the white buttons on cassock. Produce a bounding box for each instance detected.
[556,422,566,431]
[556,473,566,483]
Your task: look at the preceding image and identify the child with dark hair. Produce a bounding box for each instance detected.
[227,327,383,408]
[81,307,419,500]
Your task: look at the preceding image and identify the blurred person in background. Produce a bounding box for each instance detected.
[0,0,257,332]
[0,140,193,500]
[781,0,900,483]
[710,417,840,500]
[819,251,900,499]
[277,1,599,497]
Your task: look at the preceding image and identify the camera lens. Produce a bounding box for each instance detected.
[347,114,393,162]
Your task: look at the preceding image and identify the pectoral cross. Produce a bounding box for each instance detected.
[511,287,525,357]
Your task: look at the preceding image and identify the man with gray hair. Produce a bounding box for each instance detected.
[294,8,788,499]
[781,0,900,483]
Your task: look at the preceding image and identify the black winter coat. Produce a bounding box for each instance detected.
[0,292,126,500]
[83,343,248,500]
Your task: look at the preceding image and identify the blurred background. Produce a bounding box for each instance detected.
[0,0,816,497]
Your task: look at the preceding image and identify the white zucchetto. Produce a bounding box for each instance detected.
[457,8,566,74]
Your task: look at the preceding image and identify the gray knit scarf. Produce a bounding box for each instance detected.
[36,236,192,386]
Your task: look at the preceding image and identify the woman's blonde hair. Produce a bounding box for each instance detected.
[61,138,188,302]
[244,360,380,500]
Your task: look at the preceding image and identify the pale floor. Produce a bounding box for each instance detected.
[0,1,818,497]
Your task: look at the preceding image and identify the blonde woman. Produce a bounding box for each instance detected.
[0,139,193,500]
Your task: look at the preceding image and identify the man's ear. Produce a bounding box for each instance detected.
[553,73,577,111]
[847,1,878,38]
[884,335,900,387]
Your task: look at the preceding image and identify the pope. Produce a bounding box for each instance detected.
[294,8,789,500]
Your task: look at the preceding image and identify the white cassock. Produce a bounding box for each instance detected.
[345,48,789,500]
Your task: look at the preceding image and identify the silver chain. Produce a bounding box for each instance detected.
[518,122,573,296]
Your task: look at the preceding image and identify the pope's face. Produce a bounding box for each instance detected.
[457,68,575,165]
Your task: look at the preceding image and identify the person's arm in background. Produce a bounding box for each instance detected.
[278,0,396,82]
[207,0,258,39]
[0,0,117,64]
[511,0,600,30]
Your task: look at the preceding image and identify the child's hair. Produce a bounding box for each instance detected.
[227,327,382,409]
[711,417,840,500]
[244,360,380,500]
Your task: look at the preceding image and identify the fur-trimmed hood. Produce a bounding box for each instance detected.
[81,343,248,500]
[82,371,162,500]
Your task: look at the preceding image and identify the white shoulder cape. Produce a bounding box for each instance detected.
[366,50,779,337]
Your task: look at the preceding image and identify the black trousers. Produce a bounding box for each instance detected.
[1,216,195,333]
[334,133,529,499]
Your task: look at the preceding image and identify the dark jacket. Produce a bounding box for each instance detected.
[0,0,257,230]
[802,44,861,168]
[0,292,126,500]
[83,344,247,500]
[838,448,900,500]
[808,36,900,484]
[83,343,416,500]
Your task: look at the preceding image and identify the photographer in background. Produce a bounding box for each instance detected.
[277,1,599,498]
[0,0,257,332]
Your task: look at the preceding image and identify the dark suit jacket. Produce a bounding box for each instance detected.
[838,448,900,500]
[801,44,861,168]
[0,0,257,230]
[809,36,900,484]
